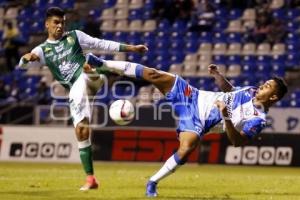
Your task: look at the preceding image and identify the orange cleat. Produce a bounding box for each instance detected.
[79,175,99,191]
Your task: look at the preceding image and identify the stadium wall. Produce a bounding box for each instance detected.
[0,125,300,166]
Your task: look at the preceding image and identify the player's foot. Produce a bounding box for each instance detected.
[146,180,158,197]
[79,175,99,191]
[86,53,104,68]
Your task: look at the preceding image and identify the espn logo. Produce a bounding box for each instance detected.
[9,142,72,159]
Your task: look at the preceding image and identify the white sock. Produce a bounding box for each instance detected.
[149,154,181,183]
[78,140,91,149]
[104,60,144,78]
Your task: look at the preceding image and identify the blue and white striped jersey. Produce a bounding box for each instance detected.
[166,76,267,139]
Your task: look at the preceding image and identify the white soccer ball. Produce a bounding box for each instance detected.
[109,99,135,125]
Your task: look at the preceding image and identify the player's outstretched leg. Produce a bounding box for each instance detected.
[76,118,99,191]
[146,132,199,197]
[86,53,175,95]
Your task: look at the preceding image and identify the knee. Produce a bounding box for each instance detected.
[75,121,90,141]
[177,144,197,159]
[147,68,162,80]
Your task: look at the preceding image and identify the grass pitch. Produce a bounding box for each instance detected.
[0,162,299,200]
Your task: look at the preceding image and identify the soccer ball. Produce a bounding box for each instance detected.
[109,99,135,125]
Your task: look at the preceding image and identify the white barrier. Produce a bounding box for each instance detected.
[0,126,80,163]
[264,108,300,134]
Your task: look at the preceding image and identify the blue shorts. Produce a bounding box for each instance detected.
[165,76,203,136]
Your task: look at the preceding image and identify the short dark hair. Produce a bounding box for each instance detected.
[46,7,65,19]
[272,76,288,100]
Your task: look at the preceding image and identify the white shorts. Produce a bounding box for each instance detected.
[69,72,106,127]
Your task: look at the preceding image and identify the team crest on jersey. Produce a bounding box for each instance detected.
[184,85,192,97]
[45,47,52,52]
[67,36,75,45]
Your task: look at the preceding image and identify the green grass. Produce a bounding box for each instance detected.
[0,162,300,200]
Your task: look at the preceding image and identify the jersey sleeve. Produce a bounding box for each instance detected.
[75,30,121,52]
[18,46,45,68]
[242,117,266,139]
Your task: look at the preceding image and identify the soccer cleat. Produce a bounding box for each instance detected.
[86,53,104,68]
[146,180,158,197]
[79,175,99,191]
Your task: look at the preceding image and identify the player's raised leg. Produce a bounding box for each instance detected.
[146,132,199,197]
[86,53,175,94]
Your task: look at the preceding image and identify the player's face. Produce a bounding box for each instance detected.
[45,16,65,40]
[255,80,278,103]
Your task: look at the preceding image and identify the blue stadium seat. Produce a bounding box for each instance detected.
[275,99,290,107]
[286,53,300,67]
[156,40,170,50]
[170,53,185,63]
[170,32,184,42]
[227,33,242,43]
[257,64,270,75]
[47,0,61,7]
[144,41,155,50]
[213,32,227,43]
[289,99,300,107]
[102,32,114,40]
[287,21,300,32]
[272,9,286,20]
[127,53,142,63]
[142,9,152,20]
[291,90,300,99]
[272,64,285,76]
[213,55,227,65]
[199,32,213,43]
[171,20,187,32]
[242,55,256,65]
[215,8,228,20]
[285,33,299,44]
[287,9,300,20]
[60,0,74,9]
[185,32,199,43]
[287,44,298,53]
[227,55,242,65]
[114,31,128,41]
[185,42,199,53]
[256,55,271,66]
[129,9,143,20]
[242,64,257,75]
[272,55,286,65]
[101,0,117,9]
[156,20,171,32]
[213,21,228,32]
[143,32,156,41]
[128,32,142,43]
[229,9,242,20]
[156,31,169,42]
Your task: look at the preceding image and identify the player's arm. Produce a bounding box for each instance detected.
[18,46,45,68]
[209,64,234,92]
[75,30,148,54]
[215,100,248,146]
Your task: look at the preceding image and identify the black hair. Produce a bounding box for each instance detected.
[272,76,288,100]
[46,7,65,19]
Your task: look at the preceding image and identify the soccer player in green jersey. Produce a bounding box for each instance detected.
[18,7,148,191]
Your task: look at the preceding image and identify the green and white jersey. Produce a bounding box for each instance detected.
[19,30,121,89]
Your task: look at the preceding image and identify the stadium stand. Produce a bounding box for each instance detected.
[0,0,299,115]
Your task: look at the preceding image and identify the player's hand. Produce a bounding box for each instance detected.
[133,44,148,54]
[22,53,40,63]
[208,64,220,76]
[214,100,229,119]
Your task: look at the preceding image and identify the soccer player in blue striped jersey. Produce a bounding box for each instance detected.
[86,54,288,197]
